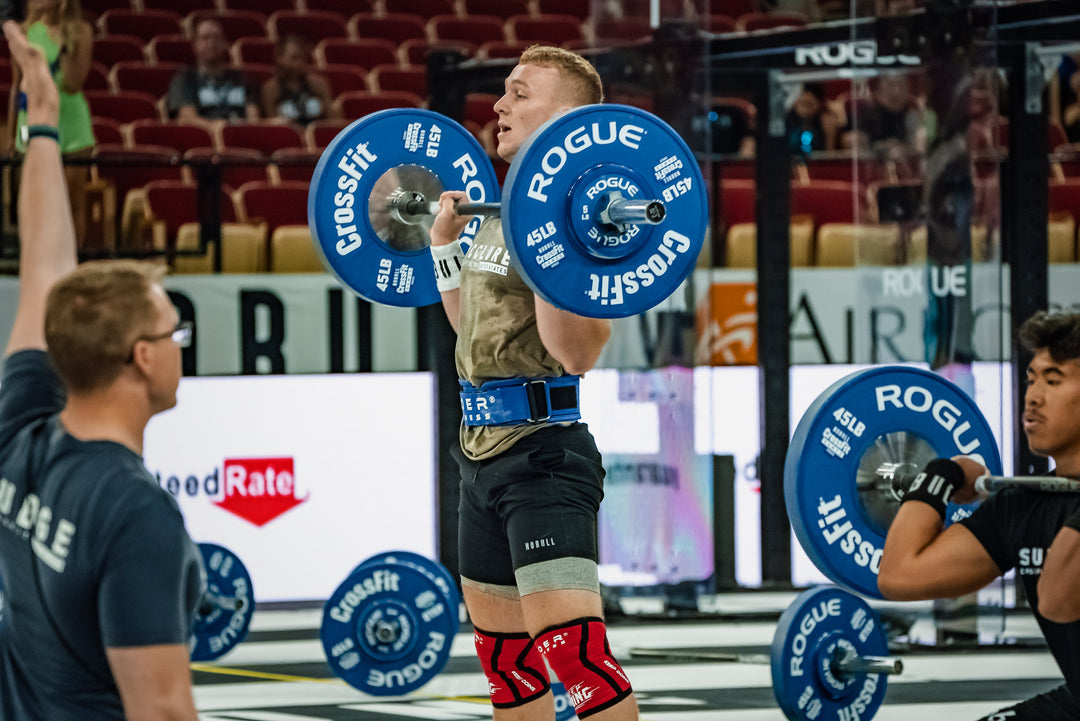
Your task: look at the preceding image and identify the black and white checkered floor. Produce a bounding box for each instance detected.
[193,591,1063,721]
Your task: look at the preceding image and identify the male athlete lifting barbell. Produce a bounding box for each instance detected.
[308,39,709,719]
[876,310,1080,720]
[427,46,640,721]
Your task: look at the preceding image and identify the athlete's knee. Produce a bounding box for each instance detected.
[534,617,633,718]
[474,627,550,708]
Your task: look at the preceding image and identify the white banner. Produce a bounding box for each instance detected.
[144,372,438,603]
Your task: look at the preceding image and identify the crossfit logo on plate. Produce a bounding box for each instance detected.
[214,458,308,527]
[403,122,424,152]
[585,230,693,307]
[817,495,882,574]
[653,155,683,183]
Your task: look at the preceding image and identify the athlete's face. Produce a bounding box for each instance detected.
[492,63,570,163]
[1024,349,1080,467]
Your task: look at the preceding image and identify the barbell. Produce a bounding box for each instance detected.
[784,365,1080,599]
[307,105,708,318]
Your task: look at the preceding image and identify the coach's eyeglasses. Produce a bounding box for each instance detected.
[126,321,194,362]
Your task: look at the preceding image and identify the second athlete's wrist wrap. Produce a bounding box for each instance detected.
[903,457,963,520]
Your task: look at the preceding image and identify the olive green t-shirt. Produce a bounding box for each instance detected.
[456,218,567,460]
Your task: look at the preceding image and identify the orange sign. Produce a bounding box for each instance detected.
[695,283,758,365]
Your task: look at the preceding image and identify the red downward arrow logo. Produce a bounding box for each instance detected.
[214,458,308,527]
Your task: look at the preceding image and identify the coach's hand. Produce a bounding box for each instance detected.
[4,20,59,128]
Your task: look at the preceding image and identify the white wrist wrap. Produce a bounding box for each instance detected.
[431,240,465,292]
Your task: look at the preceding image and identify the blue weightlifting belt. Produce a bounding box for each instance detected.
[459,376,581,426]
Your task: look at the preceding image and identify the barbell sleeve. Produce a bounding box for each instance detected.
[199,591,245,615]
[832,649,904,677]
[975,475,1080,494]
[600,197,667,225]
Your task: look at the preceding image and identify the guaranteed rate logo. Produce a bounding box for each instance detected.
[155,457,308,527]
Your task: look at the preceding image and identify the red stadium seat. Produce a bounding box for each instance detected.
[268,10,349,43]
[220,121,305,155]
[716,179,757,228]
[142,179,239,253]
[130,119,216,154]
[334,90,423,119]
[91,143,186,249]
[383,0,456,16]
[798,154,891,191]
[713,0,759,16]
[141,0,217,15]
[83,0,133,16]
[735,11,809,32]
[146,34,196,65]
[184,146,271,188]
[535,0,588,20]
[305,117,350,150]
[319,64,369,97]
[706,14,737,33]
[91,116,124,146]
[235,63,275,91]
[85,89,161,124]
[508,14,583,46]
[1049,178,1080,222]
[231,36,276,66]
[84,63,110,91]
[223,0,294,14]
[93,34,145,67]
[426,14,506,46]
[367,64,426,97]
[460,0,530,20]
[315,38,397,70]
[305,0,376,12]
[348,13,428,45]
[185,10,267,41]
[236,180,310,236]
[398,38,476,67]
[589,16,652,44]
[271,147,320,184]
[464,92,499,127]
[110,61,186,98]
[98,9,183,43]
[791,180,867,225]
[477,40,532,60]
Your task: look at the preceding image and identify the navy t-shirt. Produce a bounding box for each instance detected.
[0,350,204,720]
[960,485,1080,699]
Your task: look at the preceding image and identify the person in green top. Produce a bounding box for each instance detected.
[5,0,95,245]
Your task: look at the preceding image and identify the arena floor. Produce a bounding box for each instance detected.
[192,590,1062,721]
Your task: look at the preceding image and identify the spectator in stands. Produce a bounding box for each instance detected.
[5,0,95,245]
[260,35,338,126]
[1063,65,1080,143]
[842,72,925,157]
[785,82,839,155]
[166,18,258,131]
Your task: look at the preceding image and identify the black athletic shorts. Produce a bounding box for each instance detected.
[976,684,1080,721]
[453,423,605,588]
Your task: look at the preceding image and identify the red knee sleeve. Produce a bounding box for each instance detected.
[534,617,633,718]
[474,627,551,708]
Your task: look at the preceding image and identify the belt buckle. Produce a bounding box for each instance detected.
[526,379,550,422]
